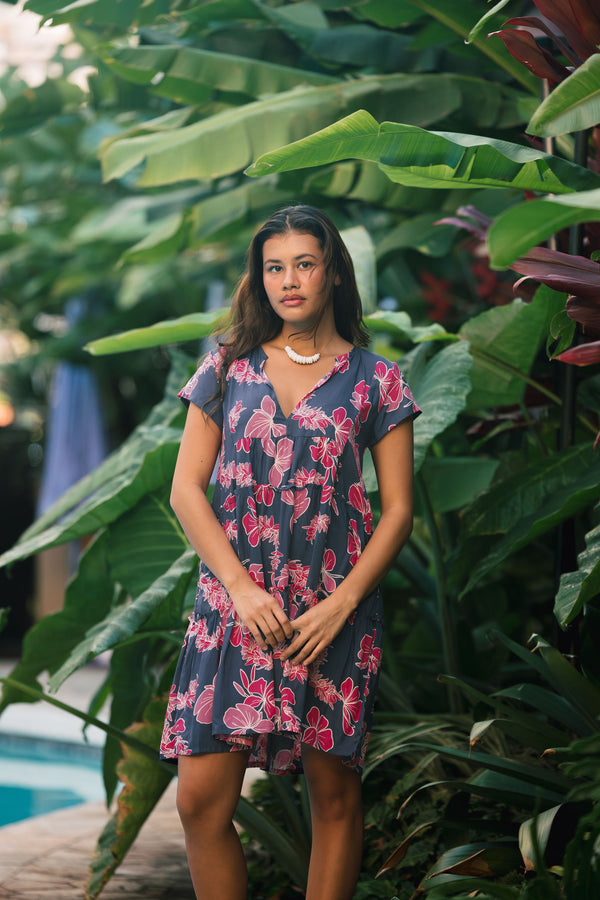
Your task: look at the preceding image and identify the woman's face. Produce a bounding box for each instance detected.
[262,231,334,330]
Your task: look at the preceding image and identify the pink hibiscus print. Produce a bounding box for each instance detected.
[303,706,334,752]
[243,395,286,456]
[193,677,216,724]
[350,380,371,423]
[356,630,382,674]
[321,548,341,594]
[223,703,274,734]
[347,519,362,566]
[374,361,403,412]
[340,677,362,736]
[268,437,294,489]
[332,406,353,452]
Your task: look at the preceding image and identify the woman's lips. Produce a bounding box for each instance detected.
[282,295,303,306]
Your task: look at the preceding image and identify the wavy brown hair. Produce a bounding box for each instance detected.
[212,205,369,400]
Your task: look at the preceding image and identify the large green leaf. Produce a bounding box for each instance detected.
[86,696,174,900]
[460,444,597,538]
[487,189,600,268]
[86,311,223,355]
[234,794,309,890]
[49,546,197,690]
[0,80,86,136]
[246,109,600,193]
[419,457,499,514]
[555,516,600,629]
[106,489,188,599]
[0,429,181,567]
[458,445,600,597]
[0,359,190,568]
[100,74,521,187]
[102,45,336,105]
[527,53,600,138]
[403,340,473,473]
[459,287,565,410]
[0,531,113,715]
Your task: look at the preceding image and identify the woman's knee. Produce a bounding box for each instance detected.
[176,751,248,827]
[302,747,363,823]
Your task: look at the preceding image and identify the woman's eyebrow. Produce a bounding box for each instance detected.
[263,253,318,264]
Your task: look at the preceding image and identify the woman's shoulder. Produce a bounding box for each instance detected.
[350,346,403,376]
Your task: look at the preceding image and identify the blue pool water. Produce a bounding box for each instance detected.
[0,734,105,828]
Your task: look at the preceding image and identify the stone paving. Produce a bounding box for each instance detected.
[0,780,196,899]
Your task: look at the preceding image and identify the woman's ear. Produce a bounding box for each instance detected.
[334,273,341,286]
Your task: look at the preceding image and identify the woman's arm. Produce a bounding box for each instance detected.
[280,417,414,666]
[172,403,293,650]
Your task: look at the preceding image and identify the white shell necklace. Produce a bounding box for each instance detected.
[284,345,321,365]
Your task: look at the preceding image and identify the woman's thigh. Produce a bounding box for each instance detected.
[301,744,362,820]
[176,749,251,825]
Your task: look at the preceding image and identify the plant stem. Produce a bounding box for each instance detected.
[415,473,461,714]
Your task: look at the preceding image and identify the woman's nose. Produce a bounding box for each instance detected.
[283,269,299,288]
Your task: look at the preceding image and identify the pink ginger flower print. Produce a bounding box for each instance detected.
[304,513,330,543]
[228,358,263,385]
[292,466,325,488]
[288,560,310,594]
[340,677,362,736]
[218,460,235,488]
[303,706,334,752]
[279,686,299,729]
[241,631,274,669]
[293,400,331,432]
[281,655,308,682]
[223,519,238,543]
[229,400,245,432]
[309,671,339,709]
[234,462,253,486]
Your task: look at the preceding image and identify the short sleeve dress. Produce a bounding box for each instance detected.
[160,345,420,774]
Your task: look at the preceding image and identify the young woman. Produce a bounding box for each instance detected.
[160,205,420,899]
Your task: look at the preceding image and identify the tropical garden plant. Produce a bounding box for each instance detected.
[1,0,600,897]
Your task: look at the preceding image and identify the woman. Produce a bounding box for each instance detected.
[160,205,420,899]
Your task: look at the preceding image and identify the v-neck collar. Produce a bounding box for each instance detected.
[257,345,356,421]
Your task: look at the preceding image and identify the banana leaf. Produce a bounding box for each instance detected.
[527,52,600,137]
[246,109,600,193]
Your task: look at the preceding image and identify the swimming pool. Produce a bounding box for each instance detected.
[0,733,105,828]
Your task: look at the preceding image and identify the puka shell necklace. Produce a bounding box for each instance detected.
[284,345,321,365]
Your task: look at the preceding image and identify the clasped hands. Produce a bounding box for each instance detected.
[229,580,352,668]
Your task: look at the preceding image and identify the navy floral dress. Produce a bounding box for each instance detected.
[160,345,420,774]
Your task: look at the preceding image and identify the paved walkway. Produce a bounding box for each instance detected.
[0,780,196,899]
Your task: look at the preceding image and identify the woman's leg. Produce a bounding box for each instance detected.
[176,749,250,900]
[301,744,364,900]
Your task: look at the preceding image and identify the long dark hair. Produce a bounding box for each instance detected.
[212,205,369,398]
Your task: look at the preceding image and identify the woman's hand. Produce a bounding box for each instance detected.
[229,579,294,651]
[279,591,354,667]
